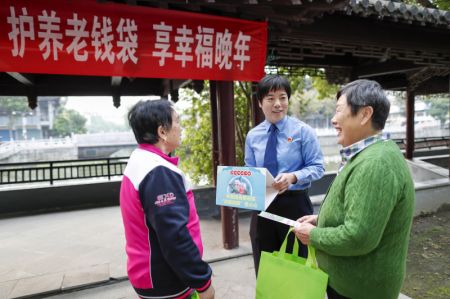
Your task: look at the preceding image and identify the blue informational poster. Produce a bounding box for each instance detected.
[215,166,278,211]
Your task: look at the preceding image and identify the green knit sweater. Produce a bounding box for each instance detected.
[310,140,415,299]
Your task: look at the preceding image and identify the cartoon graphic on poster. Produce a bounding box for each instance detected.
[216,166,278,211]
[227,176,252,195]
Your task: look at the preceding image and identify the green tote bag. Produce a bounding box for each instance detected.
[255,229,328,299]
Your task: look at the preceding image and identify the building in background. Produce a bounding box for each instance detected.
[385,100,442,138]
[0,97,60,142]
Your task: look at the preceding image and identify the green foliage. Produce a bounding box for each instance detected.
[421,95,450,126]
[88,115,127,133]
[234,81,253,166]
[53,108,87,137]
[404,0,450,10]
[0,97,33,139]
[288,86,310,117]
[281,69,338,117]
[312,77,339,100]
[289,76,337,122]
[177,85,213,185]
[436,0,450,10]
[0,96,30,113]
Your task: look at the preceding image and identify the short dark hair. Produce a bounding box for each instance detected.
[256,75,291,103]
[128,99,174,144]
[337,79,390,130]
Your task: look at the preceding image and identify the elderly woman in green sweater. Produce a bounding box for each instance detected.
[294,79,415,299]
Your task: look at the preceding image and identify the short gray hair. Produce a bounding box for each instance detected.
[337,79,390,130]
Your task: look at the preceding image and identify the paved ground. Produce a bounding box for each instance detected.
[44,255,256,299]
[0,206,411,299]
[0,207,254,299]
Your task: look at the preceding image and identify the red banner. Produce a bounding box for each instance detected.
[0,0,267,81]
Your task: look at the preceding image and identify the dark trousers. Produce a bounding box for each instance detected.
[250,189,313,276]
[327,285,351,299]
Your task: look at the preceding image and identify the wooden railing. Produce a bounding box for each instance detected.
[1,136,448,186]
[393,136,449,150]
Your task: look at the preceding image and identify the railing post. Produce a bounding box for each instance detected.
[50,162,54,185]
[107,158,111,180]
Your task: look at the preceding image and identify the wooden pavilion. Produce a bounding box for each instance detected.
[1,0,449,248]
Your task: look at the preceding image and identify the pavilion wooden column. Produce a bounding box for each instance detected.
[210,82,220,186]
[405,90,415,160]
[215,80,239,249]
[251,82,264,126]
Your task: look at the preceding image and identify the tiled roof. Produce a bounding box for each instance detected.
[345,0,450,28]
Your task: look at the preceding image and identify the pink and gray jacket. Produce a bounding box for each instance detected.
[120,144,212,299]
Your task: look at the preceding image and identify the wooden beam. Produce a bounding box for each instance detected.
[414,75,450,95]
[269,54,355,68]
[275,14,450,55]
[408,67,450,92]
[371,75,409,90]
[0,74,165,97]
[6,72,34,86]
[355,61,423,79]
[111,76,122,87]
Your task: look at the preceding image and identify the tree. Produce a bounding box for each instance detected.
[421,95,450,126]
[88,115,127,133]
[53,108,87,137]
[234,81,253,167]
[312,76,339,100]
[0,97,32,140]
[0,96,30,114]
[177,84,213,185]
[288,75,338,126]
